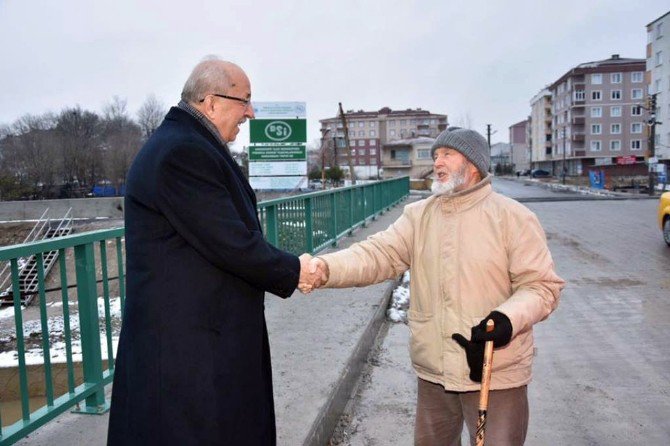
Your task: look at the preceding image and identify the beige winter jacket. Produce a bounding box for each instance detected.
[319,176,565,391]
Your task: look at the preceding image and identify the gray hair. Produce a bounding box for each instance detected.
[181,56,240,103]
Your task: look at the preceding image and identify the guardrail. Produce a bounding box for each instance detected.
[0,176,409,444]
[0,229,125,445]
[259,176,409,254]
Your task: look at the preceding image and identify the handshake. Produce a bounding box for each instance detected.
[298,254,330,294]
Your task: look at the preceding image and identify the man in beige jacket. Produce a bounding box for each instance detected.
[303,127,565,445]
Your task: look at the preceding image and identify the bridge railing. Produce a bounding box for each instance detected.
[259,176,410,254]
[0,229,125,445]
[0,176,409,444]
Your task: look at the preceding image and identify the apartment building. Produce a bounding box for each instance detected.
[529,88,553,171]
[549,54,648,176]
[647,11,670,161]
[319,107,448,178]
[381,137,435,179]
[509,119,531,172]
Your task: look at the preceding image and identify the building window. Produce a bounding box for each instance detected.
[358,140,365,147]
[417,149,431,160]
[591,124,602,135]
[631,123,643,134]
[389,120,396,126]
[611,123,621,134]
[349,122,355,129]
[591,107,602,118]
[654,79,662,94]
[370,148,376,155]
[592,90,602,101]
[369,139,376,145]
[400,120,406,125]
[591,74,603,84]
[575,90,585,101]
[656,22,663,39]
[610,140,621,151]
[351,149,356,155]
[611,90,622,100]
[358,130,364,137]
[590,140,602,151]
[631,72,643,83]
[656,51,663,66]
[610,106,622,117]
[631,89,643,100]
[370,130,376,137]
[631,105,642,116]
[631,140,642,150]
[611,73,622,83]
[390,129,396,136]
[410,119,417,125]
[430,119,437,125]
[369,121,376,127]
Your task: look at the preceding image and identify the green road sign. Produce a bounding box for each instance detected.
[250,119,307,144]
[249,145,306,160]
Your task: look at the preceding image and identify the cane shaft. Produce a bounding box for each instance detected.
[475,319,495,446]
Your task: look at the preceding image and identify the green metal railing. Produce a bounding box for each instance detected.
[0,229,124,445]
[259,176,410,254]
[0,176,409,444]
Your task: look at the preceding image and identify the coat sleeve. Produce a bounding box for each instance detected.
[318,207,413,288]
[495,210,565,336]
[155,142,300,298]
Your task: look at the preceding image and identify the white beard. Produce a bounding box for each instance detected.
[431,169,466,196]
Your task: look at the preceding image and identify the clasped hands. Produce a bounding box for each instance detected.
[298,254,330,294]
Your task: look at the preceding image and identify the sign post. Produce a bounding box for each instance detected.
[248,102,307,190]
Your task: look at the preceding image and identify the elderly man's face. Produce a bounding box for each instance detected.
[432,147,478,194]
[209,68,255,142]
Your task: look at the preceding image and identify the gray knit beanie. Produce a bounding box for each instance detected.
[430,127,490,176]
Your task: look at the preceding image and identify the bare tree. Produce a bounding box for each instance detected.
[100,99,142,194]
[137,94,165,140]
[454,112,473,129]
[56,106,102,193]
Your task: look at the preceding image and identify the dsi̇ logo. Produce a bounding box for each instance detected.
[264,121,292,141]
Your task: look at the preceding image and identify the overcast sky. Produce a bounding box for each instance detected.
[1,0,668,149]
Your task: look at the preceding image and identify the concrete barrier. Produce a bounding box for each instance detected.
[0,198,124,221]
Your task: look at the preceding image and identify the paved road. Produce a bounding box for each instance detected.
[337,188,670,445]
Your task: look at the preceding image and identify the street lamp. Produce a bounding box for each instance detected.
[561,128,566,185]
[320,128,332,189]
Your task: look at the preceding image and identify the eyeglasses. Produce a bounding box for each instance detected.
[200,93,251,107]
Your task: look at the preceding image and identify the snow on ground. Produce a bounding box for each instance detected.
[387,271,410,323]
[0,296,122,367]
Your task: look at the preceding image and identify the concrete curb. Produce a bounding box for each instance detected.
[302,279,397,446]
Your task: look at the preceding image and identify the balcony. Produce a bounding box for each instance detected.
[574,150,586,157]
[383,159,412,168]
[572,116,585,125]
[572,133,585,142]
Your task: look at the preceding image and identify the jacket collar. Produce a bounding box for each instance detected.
[434,174,493,213]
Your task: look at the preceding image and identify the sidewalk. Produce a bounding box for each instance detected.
[13,196,416,446]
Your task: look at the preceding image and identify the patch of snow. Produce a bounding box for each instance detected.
[387,271,410,324]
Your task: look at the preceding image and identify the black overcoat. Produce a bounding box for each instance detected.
[107,107,300,445]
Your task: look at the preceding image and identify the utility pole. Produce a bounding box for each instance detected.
[647,93,659,196]
[486,124,492,173]
[320,128,332,189]
[562,127,566,185]
[338,102,357,185]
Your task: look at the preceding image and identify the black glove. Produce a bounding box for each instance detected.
[451,311,513,382]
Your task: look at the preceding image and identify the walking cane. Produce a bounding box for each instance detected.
[475,319,495,446]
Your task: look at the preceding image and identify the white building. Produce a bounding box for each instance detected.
[647,11,670,160]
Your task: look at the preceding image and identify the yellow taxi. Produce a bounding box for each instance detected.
[660,192,670,246]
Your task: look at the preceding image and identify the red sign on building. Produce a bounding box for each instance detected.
[616,156,636,165]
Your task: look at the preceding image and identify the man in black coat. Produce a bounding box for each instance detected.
[107,58,318,445]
